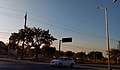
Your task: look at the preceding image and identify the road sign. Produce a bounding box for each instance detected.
[62,37,72,43]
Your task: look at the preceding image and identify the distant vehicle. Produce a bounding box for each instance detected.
[50,57,75,67]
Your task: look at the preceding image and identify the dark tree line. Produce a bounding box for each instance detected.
[110,48,120,61]
[1,26,120,64]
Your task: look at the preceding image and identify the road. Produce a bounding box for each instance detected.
[0,59,120,70]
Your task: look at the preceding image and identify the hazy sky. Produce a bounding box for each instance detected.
[0,0,120,55]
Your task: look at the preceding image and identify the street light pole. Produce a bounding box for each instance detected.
[97,0,117,70]
[105,8,111,70]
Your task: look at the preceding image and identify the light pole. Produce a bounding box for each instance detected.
[97,0,117,70]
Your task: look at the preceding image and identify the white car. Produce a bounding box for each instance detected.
[50,57,75,67]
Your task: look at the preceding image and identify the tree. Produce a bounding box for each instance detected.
[42,46,56,57]
[110,48,120,61]
[0,41,7,54]
[88,51,104,61]
[9,27,57,59]
[9,27,34,59]
[74,52,87,62]
[31,28,57,59]
[65,51,75,57]
[9,33,20,50]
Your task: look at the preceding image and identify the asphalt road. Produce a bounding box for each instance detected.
[0,59,120,70]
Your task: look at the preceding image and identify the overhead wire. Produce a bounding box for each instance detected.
[0,6,118,53]
[53,40,105,52]
[0,6,119,42]
[109,11,120,24]
[0,32,10,34]
[28,15,118,42]
[0,6,25,13]
[0,11,23,19]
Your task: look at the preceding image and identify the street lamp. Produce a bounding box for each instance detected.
[97,0,117,70]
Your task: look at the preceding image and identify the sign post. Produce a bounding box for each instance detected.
[59,40,62,53]
[58,37,72,55]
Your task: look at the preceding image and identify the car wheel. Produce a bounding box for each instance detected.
[70,63,74,68]
[58,63,62,67]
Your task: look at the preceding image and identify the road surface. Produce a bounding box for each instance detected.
[0,59,120,70]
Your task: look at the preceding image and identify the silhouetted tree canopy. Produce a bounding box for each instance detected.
[110,48,120,61]
[42,46,56,56]
[75,52,87,60]
[0,41,7,54]
[88,51,103,60]
[65,51,75,57]
[9,27,57,59]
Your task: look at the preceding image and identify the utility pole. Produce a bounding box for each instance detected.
[105,8,111,70]
[97,0,117,70]
[21,12,27,60]
[24,12,27,28]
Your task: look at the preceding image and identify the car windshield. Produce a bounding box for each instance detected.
[58,57,66,60]
[58,58,64,60]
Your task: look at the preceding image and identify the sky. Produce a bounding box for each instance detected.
[0,0,120,56]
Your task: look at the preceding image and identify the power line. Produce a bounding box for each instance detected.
[0,11,103,42]
[0,6,25,13]
[53,42,106,53]
[0,6,100,37]
[27,10,119,42]
[0,28,15,32]
[0,11,23,19]
[0,6,119,42]
[53,40,105,52]
[29,16,118,42]
[0,32,10,34]
[0,7,117,53]
[109,11,120,24]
